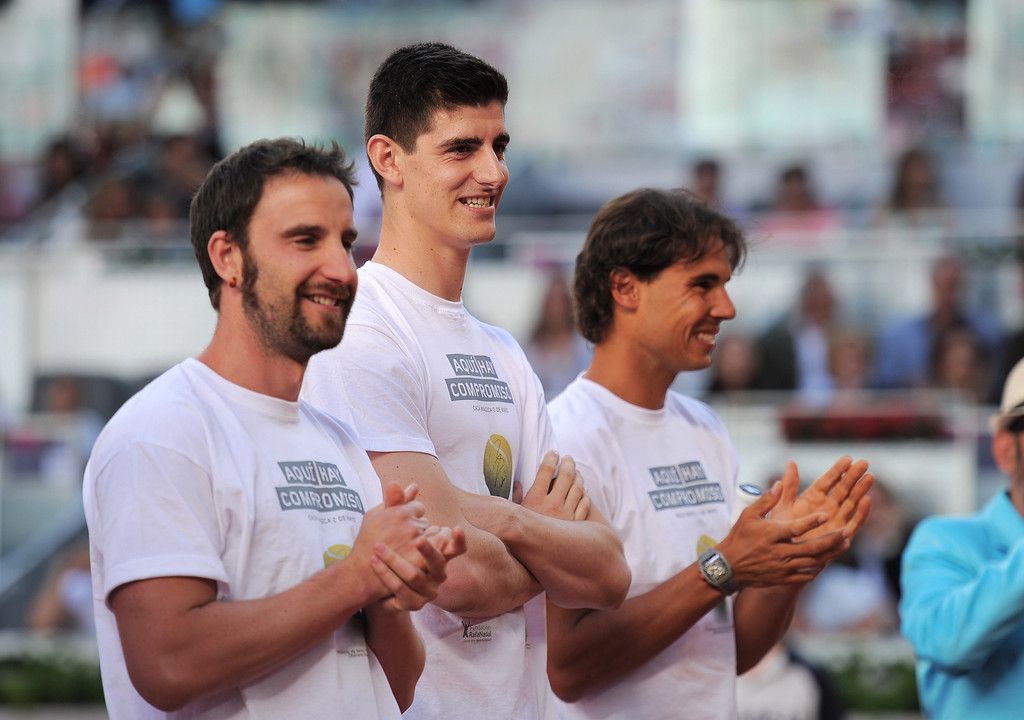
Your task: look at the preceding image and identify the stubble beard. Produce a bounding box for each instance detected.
[240,252,351,363]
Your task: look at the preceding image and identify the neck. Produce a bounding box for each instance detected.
[373,210,470,302]
[197,311,306,401]
[585,338,675,410]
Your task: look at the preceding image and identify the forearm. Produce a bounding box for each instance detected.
[113,562,377,711]
[901,533,1024,670]
[501,508,630,610]
[371,451,541,618]
[364,604,424,712]
[547,564,722,702]
[733,584,801,674]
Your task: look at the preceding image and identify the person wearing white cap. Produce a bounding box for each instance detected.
[900,357,1024,718]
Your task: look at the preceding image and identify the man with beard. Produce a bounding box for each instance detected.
[84,138,464,719]
[303,43,630,719]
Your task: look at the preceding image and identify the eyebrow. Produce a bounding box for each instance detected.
[282,224,358,243]
[439,132,511,151]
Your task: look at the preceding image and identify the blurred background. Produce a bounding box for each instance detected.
[1,0,1023,716]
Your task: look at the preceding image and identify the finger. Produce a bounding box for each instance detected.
[370,555,430,611]
[573,494,591,522]
[403,483,419,504]
[744,480,782,519]
[382,482,406,508]
[827,459,868,504]
[564,482,585,515]
[373,542,438,598]
[527,451,560,498]
[401,499,428,522]
[809,456,853,498]
[842,495,872,538]
[777,511,828,539]
[784,528,847,559]
[413,536,449,583]
[443,527,467,559]
[779,461,800,505]
[549,455,577,499]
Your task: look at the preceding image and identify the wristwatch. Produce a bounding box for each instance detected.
[698,547,738,596]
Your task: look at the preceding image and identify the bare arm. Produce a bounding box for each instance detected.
[110,485,444,711]
[547,487,840,702]
[370,451,542,618]
[465,453,630,610]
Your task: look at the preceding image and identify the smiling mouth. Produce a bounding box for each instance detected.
[459,196,494,209]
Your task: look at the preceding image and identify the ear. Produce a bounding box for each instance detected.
[609,268,641,312]
[207,230,243,290]
[367,134,402,190]
[993,430,1020,477]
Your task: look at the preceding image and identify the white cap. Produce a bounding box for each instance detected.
[992,358,1024,432]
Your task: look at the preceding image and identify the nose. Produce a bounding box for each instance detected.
[474,148,508,188]
[322,240,358,288]
[712,287,736,321]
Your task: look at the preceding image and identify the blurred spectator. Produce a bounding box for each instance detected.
[705,332,759,399]
[872,146,953,231]
[155,133,215,217]
[33,137,86,210]
[86,173,137,241]
[930,324,991,403]
[36,375,105,483]
[754,269,841,405]
[799,481,914,636]
[736,641,845,720]
[525,269,591,398]
[826,327,874,409]
[873,255,1002,389]
[690,158,722,209]
[758,165,840,237]
[27,539,94,635]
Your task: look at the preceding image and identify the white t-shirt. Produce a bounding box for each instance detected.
[304,261,556,720]
[548,376,739,720]
[84,358,399,720]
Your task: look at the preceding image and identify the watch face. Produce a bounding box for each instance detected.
[706,558,727,582]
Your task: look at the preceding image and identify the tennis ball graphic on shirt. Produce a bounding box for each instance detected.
[323,544,352,568]
[482,433,513,499]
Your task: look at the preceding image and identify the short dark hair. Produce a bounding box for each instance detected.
[189,138,355,309]
[574,188,746,344]
[364,42,508,189]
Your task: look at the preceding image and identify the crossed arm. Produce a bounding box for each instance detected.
[547,457,872,702]
[370,450,630,618]
[110,484,462,712]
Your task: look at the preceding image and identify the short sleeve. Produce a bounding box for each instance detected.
[87,442,229,604]
[304,323,436,456]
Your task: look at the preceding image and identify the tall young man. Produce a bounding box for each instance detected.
[303,43,630,719]
[545,188,873,719]
[84,139,463,719]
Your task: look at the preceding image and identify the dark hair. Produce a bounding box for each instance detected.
[574,188,746,344]
[364,42,508,189]
[189,138,355,309]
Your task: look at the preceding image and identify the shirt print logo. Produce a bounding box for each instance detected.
[647,460,724,511]
[444,353,514,404]
[275,460,365,514]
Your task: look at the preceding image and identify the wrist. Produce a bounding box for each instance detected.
[698,546,739,596]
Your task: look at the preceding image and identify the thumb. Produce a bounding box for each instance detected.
[382,482,406,507]
[743,479,782,519]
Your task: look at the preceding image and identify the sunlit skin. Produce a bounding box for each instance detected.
[201,173,358,400]
[589,242,736,409]
[369,100,510,300]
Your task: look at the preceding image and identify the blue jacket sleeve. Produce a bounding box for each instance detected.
[900,518,1024,672]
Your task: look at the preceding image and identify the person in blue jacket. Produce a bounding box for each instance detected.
[900,356,1024,718]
